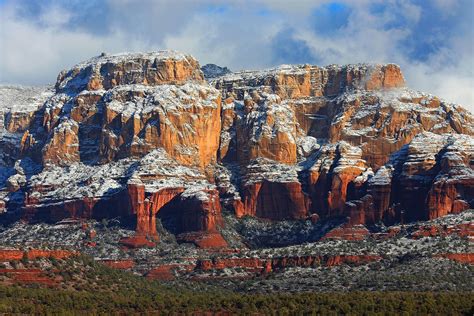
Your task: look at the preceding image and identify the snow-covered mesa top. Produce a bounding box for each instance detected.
[0,85,54,113]
[214,62,401,82]
[55,50,203,93]
[72,51,194,69]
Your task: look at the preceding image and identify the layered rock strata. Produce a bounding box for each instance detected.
[0,51,473,247]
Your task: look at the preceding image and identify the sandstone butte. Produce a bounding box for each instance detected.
[0,50,473,248]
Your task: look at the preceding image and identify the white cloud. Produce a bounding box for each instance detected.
[37,5,72,28]
[162,9,282,71]
[255,0,329,14]
[433,0,460,11]
[0,0,472,111]
[293,1,473,111]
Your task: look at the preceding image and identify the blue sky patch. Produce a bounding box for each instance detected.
[311,2,351,37]
[271,28,317,65]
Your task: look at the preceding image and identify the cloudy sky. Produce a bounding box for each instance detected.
[0,0,473,110]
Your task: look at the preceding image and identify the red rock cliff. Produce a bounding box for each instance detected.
[1,52,473,246]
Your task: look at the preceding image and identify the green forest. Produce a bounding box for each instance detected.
[0,257,472,315]
[1,285,472,315]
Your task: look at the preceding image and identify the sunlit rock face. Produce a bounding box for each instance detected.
[39,52,221,168]
[213,62,472,225]
[0,50,473,247]
[55,51,204,93]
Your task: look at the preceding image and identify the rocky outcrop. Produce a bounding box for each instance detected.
[411,222,474,239]
[365,166,394,223]
[327,92,473,169]
[0,51,473,249]
[335,133,474,225]
[42,119,80,166]
[0,52,225,248]
[127,181,225,242]
[128,181,183,239]
[213,62,472,223]
[0,86,53,132]
[0,268,59,286]
[0,248,77,261]
[213,64,405,101]
[119,235,156,248]
[55,51,203,93]
[232,159,309,220]
[124,149,226,246]
[22,189,128,223]
[15,52,220,169]
[196,254,382,273]
[146,264,195,280]
[434,253,474,264]
[237,180,308,219]
[327,163,365,214]
[201,64,231,79]
[397,133,473,221]
[146,265,179,281]
[0,249,23,261]
[0,86,53,172]
[425,137,474,219]
[26,249,77,260]
[98,83,221,167]
[177,231,228,248]
[179,189,224,233]
[322,224,370,240]
[308,142,370,218]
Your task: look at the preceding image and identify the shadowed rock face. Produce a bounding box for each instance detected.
[0,51,473,247]
[234,180,309,220]
[201,64,231,79]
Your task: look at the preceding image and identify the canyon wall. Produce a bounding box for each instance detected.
[0,51,473,247]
